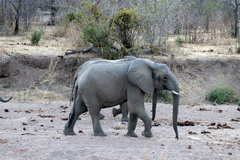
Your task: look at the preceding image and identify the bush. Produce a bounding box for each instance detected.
[30,30,43,45]
[145,90,173,103]
[206,86,237,104]
[113,8,140,49]
[175,37,184,46]
[158,90,173,103]
[81,23,110,47]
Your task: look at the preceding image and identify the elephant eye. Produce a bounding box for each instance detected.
[163,76,168,81]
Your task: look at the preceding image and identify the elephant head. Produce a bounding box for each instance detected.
[127,59,180,139]
[0,96,12,103]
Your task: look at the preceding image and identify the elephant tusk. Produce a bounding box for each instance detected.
[172,90,179,95]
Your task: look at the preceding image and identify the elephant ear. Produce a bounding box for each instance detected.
[127,59,155,94]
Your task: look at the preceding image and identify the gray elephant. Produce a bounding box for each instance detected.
[112,102,129,122]
[0,96,12,102]
[64,56,180,139]
[70,57,134,121]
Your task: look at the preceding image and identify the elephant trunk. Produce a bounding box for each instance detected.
[172,87,179,139]
[152,89,159,121]
[0,96,12,103]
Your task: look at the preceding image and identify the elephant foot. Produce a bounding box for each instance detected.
[64,129,76,135]
[77,117,81,120]
[94,132,107,137]
[121,117,129,122]
[142,130,153,138]
[112,108,121,117]
[125,131,138,137]
[99,113,105,120]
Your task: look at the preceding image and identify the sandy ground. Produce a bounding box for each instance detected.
[0,102,239,160]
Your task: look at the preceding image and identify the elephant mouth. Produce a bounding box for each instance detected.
[172,90,179,95]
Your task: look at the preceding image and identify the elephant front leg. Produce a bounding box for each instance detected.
[138,109,153,137]
[127,108,153,138]
[89,109,107,136]
[126,113,138,137]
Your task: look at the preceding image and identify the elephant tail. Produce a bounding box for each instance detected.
[68,85,78,128]
[0,96,12,103]
[70,77,77,105]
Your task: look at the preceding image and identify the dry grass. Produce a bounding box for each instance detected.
[112,122,126,130]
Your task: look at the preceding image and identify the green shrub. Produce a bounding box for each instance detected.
[158,90,173,103]
[81,23,110,47]
[145,90,173,103]
[81,23,120,59]
[113,8,140,49]
[206,86,237,105]
[175,37,184,46]
[30,30,43,45]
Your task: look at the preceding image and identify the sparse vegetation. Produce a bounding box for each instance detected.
[145,90,173,104]
[206,78,239,105]
[175,37,184,46]
[29,30,43,45]
[206,86,236,104]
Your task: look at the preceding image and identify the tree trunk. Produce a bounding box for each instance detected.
[234,6,238,38]
[14,16,19,35]
[50,0,57,26]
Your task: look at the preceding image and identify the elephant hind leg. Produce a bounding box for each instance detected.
[64,96,87,135]
[88,107,107,136]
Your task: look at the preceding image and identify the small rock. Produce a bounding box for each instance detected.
[228,152,232,155]
[38,115,55,118]
[199,108,210,111]
[201,130,211,134]
[50,119,54,122]
[188,145,192,149]
[79,130,83,133]
[23,127,26,131]
[230,119,240,122]
[61,117,68,121]
[207,127,218,130]
[60,105,68,110]
[22,122,27,126]
[4,109,9,112]
[0,139,9,144]
[210,122,216,126]
[188,131,197,135]
[177,121,195,126]
[153,121,161,126]
[237,107,240,111]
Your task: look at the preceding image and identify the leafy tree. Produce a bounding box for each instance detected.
[131,0,181,49]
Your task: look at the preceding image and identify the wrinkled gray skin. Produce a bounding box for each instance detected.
[0,96,12,103]
[70,57,132,121]
[64,56,179,138]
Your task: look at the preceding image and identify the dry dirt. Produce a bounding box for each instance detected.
[0,103,239,159]
[0,27,240,159]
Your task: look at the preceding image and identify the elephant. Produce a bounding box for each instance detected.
[70,57,135,121]
[0,96,12,103]
[112,102,129,122]
[64,56,180,139]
